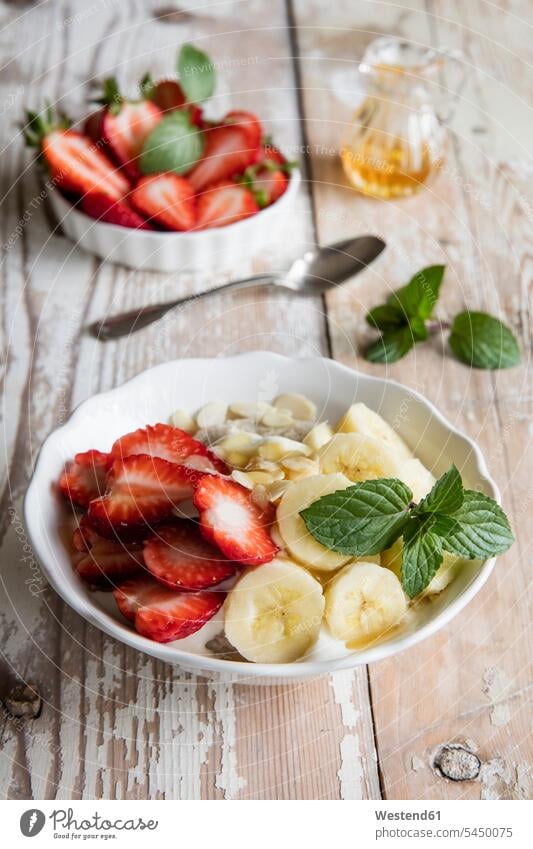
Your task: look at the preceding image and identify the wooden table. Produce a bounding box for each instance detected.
[1,0,531,800]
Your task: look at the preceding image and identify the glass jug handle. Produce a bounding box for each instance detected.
[435,48,466,125]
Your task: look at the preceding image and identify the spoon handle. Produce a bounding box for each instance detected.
[88,273,278,341]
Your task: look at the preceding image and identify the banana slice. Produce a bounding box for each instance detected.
[335,403,412,461]
[303,421,334,452]
[277,473,354,571]
[318,433,402,482]
[325,562,407,648]
[381,539,462,596]
[398,458,435,502]
[224,557,324,663]
[273,393,317,421]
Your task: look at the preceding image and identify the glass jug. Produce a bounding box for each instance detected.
[341,38,463,199]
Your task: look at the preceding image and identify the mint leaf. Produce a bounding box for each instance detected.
[389,265,444,322]
[442,490,514,558]
[366,303,405,332]
[300,479,412,556]
[366,327,415,364]
[401,518,444,598]
[140,111,203,175]
[416,465,464,515]
[449,311,520,369]
[178,43,215,103]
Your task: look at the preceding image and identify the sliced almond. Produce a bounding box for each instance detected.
[261,407,294,428]
[169,408,197,435]
[228,401,269,420]
[280,454,320,480]
[257,436,311,461]
[273,393,317,421]
[267,480,292,503]
[196,400,228,429]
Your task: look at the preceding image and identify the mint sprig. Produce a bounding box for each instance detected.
[300,465,514,598]
[365,266,520,369]
[178,43,215,103]
[140,111,203,175]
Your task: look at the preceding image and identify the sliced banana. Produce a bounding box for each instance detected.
[224,557,324,663]
[318,433,402,482]
[277,473,353,571]
[335,403,412,461]
[303,421,334,452]
[325,562,407,649]
[381,539,463,596]
[169,408,197,434]
[398,458,435,502]
[273,393,317,421]
[196,400,228,428]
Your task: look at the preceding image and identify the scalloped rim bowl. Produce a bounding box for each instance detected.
[24,353,499,681]
[48,168,301,273]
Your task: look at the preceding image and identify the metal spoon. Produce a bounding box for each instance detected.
[89,235,385,341]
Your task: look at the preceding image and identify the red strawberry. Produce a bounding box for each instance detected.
[223,110,262,148]
[252,167,288,206]
[130,174,196,231]
[151,79,186,112]
[188,125,257,192]
[87,454,196,538]
[254,144,286,167]
[193,475,279,566]
[81,193,153,229]
[144,521,237,591]
[44,130,130,201]
[72,517,144,586]
[196,181,258,229]
[95,78,162,180]
[113,576,225,642]
[110,423,228,474]
[83,109,104,143]
[59,449,110,508]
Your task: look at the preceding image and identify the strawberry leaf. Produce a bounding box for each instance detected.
[140,111,204,175]
[178,43,215,103]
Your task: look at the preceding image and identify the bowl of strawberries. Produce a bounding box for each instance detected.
[24,44,300,273]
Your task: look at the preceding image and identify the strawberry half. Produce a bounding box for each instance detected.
[253,144,286,167]
[193,475,279,566]
[251,167,288,207]
[59,449,110,508]
[95,78,162,180]
[188,124,258,193]
[223,110,262,148]
[143,520,238,591]
[113,576,225,642]
[196,181,258,229]
[72,517,144,586]
[44,130,130,201]
[87,454,196,538]
[110,423,228,474]
[81,193,152,229]
[130,174,196,231]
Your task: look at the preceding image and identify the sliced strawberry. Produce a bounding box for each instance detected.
[252,167,288,206]
[144,521,237,591]
[110,423,228,474]
[87,454,196,538]
[42,130,130,201]
[81,193,153,229]
[100,101,162,181]
[113,576,225,642]
[59,449,110,508]
[223,110,262,148]
[130,174,196,231]
[193,475,279,566]
[253,144,286,167]
[196,181,258,229]
[72,517,144,586]
[188,125,257,192]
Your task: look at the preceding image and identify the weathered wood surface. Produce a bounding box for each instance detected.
[0,0,531,800]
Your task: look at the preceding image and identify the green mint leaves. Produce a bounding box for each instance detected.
[140,111,204,175]
[449,311,521,369]
[300,465,514,598]
[178,43,215,103]
[365,266,520,369]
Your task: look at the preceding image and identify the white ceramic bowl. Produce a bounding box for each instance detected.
[24,353,499,682]
[48,169,301,273]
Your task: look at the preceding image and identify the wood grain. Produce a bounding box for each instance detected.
[0,0,531,800]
